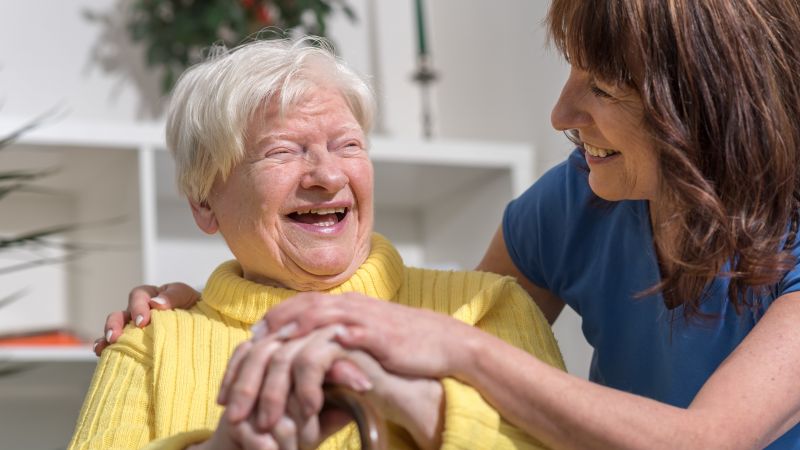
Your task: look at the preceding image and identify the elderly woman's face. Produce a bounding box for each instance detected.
[551,67,660,202]
[192,85,374,290]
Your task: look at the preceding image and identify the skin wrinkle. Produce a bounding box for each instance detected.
[192,85,373,292]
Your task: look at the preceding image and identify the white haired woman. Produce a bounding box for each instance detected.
[69,38,564,450]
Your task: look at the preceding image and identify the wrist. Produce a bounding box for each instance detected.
[390,378,443,450]
[453,325,489,382]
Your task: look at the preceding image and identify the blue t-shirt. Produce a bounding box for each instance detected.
[503,149,800,448]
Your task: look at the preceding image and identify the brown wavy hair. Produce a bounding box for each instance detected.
[547,0,800,317]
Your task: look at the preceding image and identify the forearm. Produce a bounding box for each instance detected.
[457,331,740,450]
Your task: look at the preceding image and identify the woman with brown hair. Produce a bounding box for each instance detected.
[103,0,800,448]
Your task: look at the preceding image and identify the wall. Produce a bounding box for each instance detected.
[0,0,591,375]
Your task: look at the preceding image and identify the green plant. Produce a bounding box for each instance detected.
[0,114,82,307]
[126,0,357,92]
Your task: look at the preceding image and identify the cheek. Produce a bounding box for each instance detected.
[352,164,374,210]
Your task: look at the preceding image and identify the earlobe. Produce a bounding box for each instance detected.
[189,199,219,234]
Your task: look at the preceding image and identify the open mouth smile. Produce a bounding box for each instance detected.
[287,207,349,227]
[584,143,620,158]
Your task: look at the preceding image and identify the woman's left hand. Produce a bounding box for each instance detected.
[219,322,444,449]
[253,292,481,379]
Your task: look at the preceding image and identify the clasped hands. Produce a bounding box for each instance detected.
[193,293,444,450]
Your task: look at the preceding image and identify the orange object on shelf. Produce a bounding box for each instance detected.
[0,330,84,346]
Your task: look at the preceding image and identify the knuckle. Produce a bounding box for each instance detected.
[269,350,292,368]
[260,389,284,407]
[273,416,296,435]
[232,384,258,400]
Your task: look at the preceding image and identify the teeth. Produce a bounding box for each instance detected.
[296,207,346,215]
[584,143,618,158]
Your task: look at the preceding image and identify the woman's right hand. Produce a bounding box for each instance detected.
[219,324,443,449]
[190,408,306,450]
[93,282,200,356]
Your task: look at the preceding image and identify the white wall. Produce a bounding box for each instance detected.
[0,0,591,376]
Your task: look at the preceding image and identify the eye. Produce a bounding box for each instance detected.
[338,140,364,154]
[589,81,613,99]
[264,147,299,159]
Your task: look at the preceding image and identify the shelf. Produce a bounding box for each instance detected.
[0,345,96,362]
[0,115,536,343]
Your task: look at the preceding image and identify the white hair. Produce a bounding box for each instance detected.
[166,37,376,203]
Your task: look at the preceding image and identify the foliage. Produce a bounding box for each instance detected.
[126,0,357,92]
[0,114,83,307]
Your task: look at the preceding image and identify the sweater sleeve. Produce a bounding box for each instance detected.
[441,378,549,449]
[68,325,154,449]
[436,274,565,449]
[68,325,212,450]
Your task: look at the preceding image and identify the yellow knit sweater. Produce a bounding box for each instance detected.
[69,234,564,449]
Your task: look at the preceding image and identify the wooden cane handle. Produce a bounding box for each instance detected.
[323,385,387,450]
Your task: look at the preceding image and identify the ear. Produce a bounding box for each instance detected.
[189,199,219,235]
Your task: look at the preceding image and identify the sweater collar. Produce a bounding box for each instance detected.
[201,233,405,325]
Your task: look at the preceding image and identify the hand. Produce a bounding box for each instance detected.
[328,352,444,450]
[256,292,480,378]
[221,325,443,449]
[190,408,306,450]
[93,282,200,356]
[219,325,367,427]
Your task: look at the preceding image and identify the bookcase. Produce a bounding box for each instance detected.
[0,116,535,449]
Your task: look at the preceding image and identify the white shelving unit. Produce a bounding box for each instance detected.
[0,116,535,448]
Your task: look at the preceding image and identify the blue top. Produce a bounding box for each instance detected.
[503,149,800,448]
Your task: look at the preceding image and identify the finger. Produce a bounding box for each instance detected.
[104,310,131,344]
[227,338,283,422]
[271,415,298,450]
[218,340,254,405]
[236,418,279,450]
[325,359,373,393]
[291,340,349,419]
[286,396,321,450]
[92,337,108,357]
[334,325,391,361]
[127,285,159,328]
[257,326,346,428]
[153,282,202,310]
[264,293,358,339]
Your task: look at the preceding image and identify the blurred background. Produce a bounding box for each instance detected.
[0,1,591,447]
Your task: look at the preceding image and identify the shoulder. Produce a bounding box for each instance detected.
[401,266,534,312]
[112,303,240,359]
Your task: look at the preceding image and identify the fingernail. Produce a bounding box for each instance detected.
[276,322,297,340]
[333,325,348,338]
[352,377,373,392]
[105,330,113,342]
[152,296,167,305]
[250,321,268,340]
[303,400,316,417]
[135,315,144,327]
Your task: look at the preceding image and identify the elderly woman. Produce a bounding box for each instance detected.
[69,38,564,450]
[119,1,800,449]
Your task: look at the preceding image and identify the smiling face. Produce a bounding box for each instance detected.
[190,85,374,290]
[551,67,660,202]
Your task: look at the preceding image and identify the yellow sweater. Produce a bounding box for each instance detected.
[69,234,564,449]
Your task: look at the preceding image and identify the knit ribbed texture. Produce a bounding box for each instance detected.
[69,234,564,449]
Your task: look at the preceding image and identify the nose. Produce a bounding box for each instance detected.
[301,148,348,192]
[550,67,594,132]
